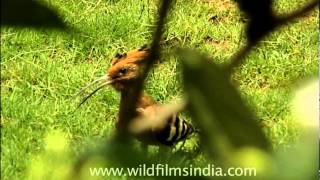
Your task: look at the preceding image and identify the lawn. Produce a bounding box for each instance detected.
[1,0,318,179]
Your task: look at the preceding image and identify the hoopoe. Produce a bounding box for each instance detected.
[76,46,195,147]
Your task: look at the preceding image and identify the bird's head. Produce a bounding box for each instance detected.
[107,45,150,91]
[75,45,150,107]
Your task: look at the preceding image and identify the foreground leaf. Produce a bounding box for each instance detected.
[179,49,270,160]
[1,0,67,29]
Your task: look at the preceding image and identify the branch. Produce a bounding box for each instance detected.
[224,0,318,74]
[116,0,173,138]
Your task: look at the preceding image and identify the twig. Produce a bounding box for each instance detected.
[116,0,173,138]
[279,0,318,23]
[224,42,255,75]
[225,0,318,74]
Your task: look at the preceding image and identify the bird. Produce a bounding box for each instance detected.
[76,45,195,148]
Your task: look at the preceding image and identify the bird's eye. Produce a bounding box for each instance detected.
[119,68,127,74]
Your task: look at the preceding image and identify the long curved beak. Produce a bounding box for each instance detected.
[74,74,113,109]
[74,75,112,97]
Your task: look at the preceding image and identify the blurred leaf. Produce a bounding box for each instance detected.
[179,49,270,159]
[291,79,318,129]
[232,147,274,178]
[236,0,276,43]
[271,79,319,180]
[271,132,318,180]
[1,0,67,29]
[72,134,205,179]
[27,130,72,180]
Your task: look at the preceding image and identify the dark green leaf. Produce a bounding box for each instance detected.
[236,0,276,43]
[1,0,67,29]
[179,49,270,156]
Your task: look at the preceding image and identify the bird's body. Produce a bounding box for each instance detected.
[133,104,195,146]
[77,46,195,147]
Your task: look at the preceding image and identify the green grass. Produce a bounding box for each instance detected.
[1,0,318,179]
